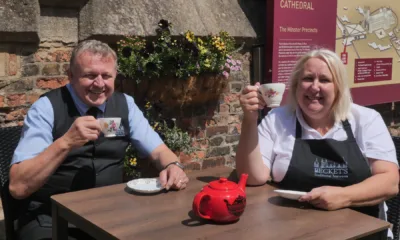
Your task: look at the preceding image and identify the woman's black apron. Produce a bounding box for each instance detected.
[276,118,379,218]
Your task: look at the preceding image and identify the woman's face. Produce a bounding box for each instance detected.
[296,57,336,122]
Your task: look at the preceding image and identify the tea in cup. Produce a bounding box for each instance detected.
[258,83,286,108]
[98,118,121,137]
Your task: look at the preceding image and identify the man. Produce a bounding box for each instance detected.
[9,40,189,239]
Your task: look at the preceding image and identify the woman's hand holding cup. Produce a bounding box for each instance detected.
[239,82,266,122]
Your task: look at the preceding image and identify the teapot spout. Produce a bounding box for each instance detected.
[238,173,248,191]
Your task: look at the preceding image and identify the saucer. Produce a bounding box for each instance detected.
[127,178,164,193]
[274,189,307,200]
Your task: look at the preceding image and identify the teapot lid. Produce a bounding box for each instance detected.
[209,178,237,190]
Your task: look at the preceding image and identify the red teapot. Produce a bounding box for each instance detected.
[192,174,248,223]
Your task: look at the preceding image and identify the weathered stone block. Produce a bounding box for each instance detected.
[207,146,230,157]
[178,152,192,163]
[36,77,69,89]
[0,53,6,77]
[230,103,242,113]
[206,125,228,137]
[230,82,243,93]
[219,104,229,113]
[1,79,34,92]
[228,123,241,134]
[225,135,240,143]
[202,157,225,169]
[22,54,35,65]
[5,108,27,121]
[210,136,224,146]
[79,0,257,40]
[42,64,60,76]
[62,64,70,75]
[26,94,40,104]
[22,65,39,77]
[183,161,201,172]
[8,54,18,76]
[39,8,78,44]
[0,1,39,42]
[7,94,26,107]
[192,151,205,160]
[231,144,238,153]
[192,139,208,149]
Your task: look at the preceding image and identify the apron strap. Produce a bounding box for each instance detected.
[295,118,302,139]
[296,118,355,141]
[341,120,356,141]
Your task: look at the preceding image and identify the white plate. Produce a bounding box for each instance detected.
[274,189,307,200]
[127,178,164,193]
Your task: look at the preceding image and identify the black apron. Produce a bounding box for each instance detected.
[276,118,379,218]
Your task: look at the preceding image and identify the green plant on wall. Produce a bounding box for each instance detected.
[117,19,242,84]
[124,102,194,178]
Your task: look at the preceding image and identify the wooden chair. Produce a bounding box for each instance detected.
[387,136,400,240]
[0,126,23,240]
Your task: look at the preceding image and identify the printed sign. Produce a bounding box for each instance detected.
[268,0,400,106]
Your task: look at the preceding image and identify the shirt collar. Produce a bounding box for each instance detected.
[295,106,342,135]
[66,83,106,115]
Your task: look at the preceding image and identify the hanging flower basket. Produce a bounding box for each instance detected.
[136,74,227,107]
[116,19,242,108]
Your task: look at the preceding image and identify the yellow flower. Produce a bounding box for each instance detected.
[145,102,151,109]
[129,158,137,166]
[197,38,203,45]
[204,59,211,68]
[199,45,208,55]
[185,31,194,42]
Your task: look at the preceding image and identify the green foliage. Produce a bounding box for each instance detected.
[124,101,194,177]
[117,19,242,84]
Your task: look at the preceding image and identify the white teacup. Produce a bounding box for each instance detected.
[98,118,121,137]
[258,83,286,108]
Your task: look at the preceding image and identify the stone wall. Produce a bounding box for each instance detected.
[0,0,263,171]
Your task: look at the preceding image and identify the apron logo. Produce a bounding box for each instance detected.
[314,158,348,178]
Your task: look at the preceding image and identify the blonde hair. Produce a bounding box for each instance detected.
[287,48,352,122]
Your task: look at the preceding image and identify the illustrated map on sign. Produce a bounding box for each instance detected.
[335,0,400,88]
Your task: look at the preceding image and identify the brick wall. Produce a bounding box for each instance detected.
[0,45,72,126]
[0,43,250,171]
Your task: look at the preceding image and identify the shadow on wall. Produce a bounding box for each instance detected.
[237,0,267,43]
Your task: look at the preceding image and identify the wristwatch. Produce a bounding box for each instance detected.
[164,161,185,170]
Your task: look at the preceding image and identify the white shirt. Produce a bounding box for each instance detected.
[258,103,398,237]
[258,103,398,182]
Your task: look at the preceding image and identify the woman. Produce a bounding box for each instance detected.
[236,49,399,220]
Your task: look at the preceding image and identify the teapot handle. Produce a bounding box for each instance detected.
[193,192,211,220]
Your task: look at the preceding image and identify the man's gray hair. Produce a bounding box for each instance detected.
[70,40,117,70]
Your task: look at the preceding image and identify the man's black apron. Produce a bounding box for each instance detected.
[276,118,379,218]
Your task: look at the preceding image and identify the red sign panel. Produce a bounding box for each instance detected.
[354,58,392,83]
[268,0,400,106]
[270,0,338,88]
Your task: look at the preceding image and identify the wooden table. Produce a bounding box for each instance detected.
[51,167,390,240]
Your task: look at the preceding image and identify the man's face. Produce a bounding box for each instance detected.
[69,51,117,107]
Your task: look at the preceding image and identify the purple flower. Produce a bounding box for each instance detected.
[225,63,230,68]
[227,55,232,59]
[223,71,229,79]
[227,59,232,63]
[236,60,242,65]
[231,60,237,65]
